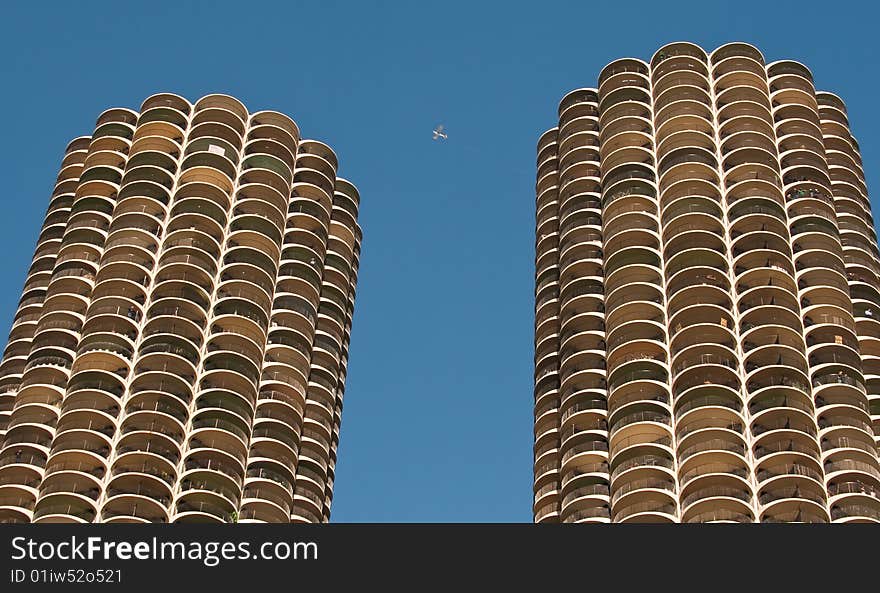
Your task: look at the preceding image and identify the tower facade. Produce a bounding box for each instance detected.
[534,42,880,523]
[0,93,361,523]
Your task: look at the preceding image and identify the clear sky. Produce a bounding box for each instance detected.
[1,1,878,522]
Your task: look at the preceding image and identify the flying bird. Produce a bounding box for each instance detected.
[432,125,448,140]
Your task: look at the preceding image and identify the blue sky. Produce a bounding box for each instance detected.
[0,1,878,522]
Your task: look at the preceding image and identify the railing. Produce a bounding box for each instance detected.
[564,506,610,522]
[191,417,249,441]
[675,395,741,419]
[0,496,35,511]
[140,342,198,363]
[100,507,166,522]
[78,340,134,360]
[179,478,239,505]
[752,421,815,438]
[175,499,232,521]
[828,481,880,499]
[32,502,96,521]
[182,456,243,480]
[258,389,304,409]
[195,395,251,420]
[24,356,71,371]
[681,485,751,509]
[611,477,674,504]
[561,463,609,485]
[609,411,670,436]
[678,422,743,440]
[679,439,745,462]
[611,351,664,367]
[561,421,608,441]
[125,400,187,423]
[4,433,52,448]
[560,440,608,464]
[246,467,293,493]
[0,469,40,487]
[252,426,298,450]
[120,415,182,440]
[824,459,880,479]
[614,501,676,521]
[296,464,326,487]
[759,487,825,506]
[830,504,880,521]
[294,483,325,508]
[679,464,748,485]
[105,487,170,506]
[754,440,818,459]
[818,416,872,434]
[117,443,180,464]
[51,268,96,283]
[746,377,808,395]
[821,436,876,455]
[261,369,305,387]
[242,487,291,513]
[756,464,822,483]
[813,373,865,393]
[608,368,667,391]
[67,380,123,397]
[749,394,813,415]
[562,484,609,506]
[610,455,673,480]
[111,462,175,485]
[560,400,607,423]
[290,506,323,523]
[534,461,557,477]
[729,203,784,222]
[534,482,558,500]
[672,354,737,375]
[658,152,716,176]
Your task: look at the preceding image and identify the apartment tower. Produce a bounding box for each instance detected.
[0,93,362,523]
[534,42,880,522]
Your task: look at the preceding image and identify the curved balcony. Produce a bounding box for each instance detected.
[559,116,599,152]
[680,470,753,523]
[656,127,713,160]
[653,41,708,64]
[32,493,97,523]
[101,498,169,523]
[193,98,246,133]
[758,469,828,516]
[557,88,598,123]
[173,494,236,524]
[559,427,607,472]
[141,92,191,116]
[254,107,304,144]
[709,41,763,67]
[611,471,677,522]
[560,470,609,511]
[239,492,292,523]
[654,84,712,121]
[716,80,772,114]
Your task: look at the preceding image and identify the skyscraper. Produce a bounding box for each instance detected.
[0,93,361,523]
[534,42,880,523]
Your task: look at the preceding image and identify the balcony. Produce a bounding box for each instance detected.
[248,109,298,144]
[678,431,747,464]
[613,499,677,523]
[116,433,181,466]
[32,496,97,523]
[173,496,236,523]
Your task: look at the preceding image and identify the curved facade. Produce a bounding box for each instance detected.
[0,93,362,523]
[535,43,880,523]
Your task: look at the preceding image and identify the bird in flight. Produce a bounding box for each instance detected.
[432,125,448,140]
